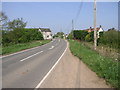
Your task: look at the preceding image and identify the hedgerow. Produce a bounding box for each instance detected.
[2,28,43,46]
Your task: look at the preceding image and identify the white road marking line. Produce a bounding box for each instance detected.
[59,39,60,42]
[20,51,43,62]
[35,40,68,89]
[49,46,54,50]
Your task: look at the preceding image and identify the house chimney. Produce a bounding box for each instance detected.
[100,25,102,28]
[90,27,92,30]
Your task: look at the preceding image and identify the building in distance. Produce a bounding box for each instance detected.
[39,28,53,40]
[84,25,104,38]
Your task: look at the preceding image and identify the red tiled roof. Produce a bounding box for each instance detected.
[84,28,100,31]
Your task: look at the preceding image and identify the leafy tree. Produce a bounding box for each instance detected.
[67,31,74,39]
[0,12,8,22]
[0,12,8,30]
[54,32,64,38]
[8,18,27,30]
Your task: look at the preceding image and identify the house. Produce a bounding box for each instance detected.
[84,25,104,38]
[65,34,68,38]
[39,28,53,40]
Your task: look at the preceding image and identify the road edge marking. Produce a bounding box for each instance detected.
[35,40,68,89]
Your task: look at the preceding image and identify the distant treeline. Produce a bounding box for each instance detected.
[68,28,120,50]
[2,28,43,46]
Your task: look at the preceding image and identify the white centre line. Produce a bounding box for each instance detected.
[49,46,54,50]
[20,51,43,62]
[59,39,60,42]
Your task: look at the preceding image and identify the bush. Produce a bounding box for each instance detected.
[54,32,64,38]
[85,34,91,42]
[2,28,43,46]
[73,30,88,41]
[67,31,74,39]
[98,30,119,50]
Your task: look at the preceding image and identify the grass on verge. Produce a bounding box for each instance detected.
[69,40,119,88]
[2,40,51,55]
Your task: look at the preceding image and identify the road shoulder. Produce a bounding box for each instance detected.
[40,43,111,88]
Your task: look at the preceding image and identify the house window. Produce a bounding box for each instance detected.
[47,35,49,37]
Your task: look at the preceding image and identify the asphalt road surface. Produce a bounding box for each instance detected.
[2,38,67,88]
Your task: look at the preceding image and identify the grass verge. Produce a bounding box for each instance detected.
[2,40,51,55]
[69,40,119,88]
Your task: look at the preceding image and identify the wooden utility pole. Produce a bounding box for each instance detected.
[72,19,74,30]
[72,19,74,39]
[94,0,97,50]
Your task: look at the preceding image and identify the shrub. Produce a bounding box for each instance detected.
[73,30,88,41]
[85,34,91,42]
[2,28,43,46]
[67,31,74,39]
[98,30,119,50]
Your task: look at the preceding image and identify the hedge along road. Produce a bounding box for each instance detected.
[2,38,67,88]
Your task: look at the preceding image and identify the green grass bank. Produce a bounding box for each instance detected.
[2,40,51,55]
[69,40,119,88]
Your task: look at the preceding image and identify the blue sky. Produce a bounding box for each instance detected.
[2,2,118,34]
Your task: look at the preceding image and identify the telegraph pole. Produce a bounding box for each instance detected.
[94,0,97,50]
[72,19,74,30]
[72,19,74,39]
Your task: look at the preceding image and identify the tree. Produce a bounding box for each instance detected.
[0,12,8,30]
[0,12,8,22]
[54,32,64,38]
[8,18,27,30]
[67,31,74,39]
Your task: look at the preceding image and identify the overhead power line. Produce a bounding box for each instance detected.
[64,0,83,34]
[74,1,83,24]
